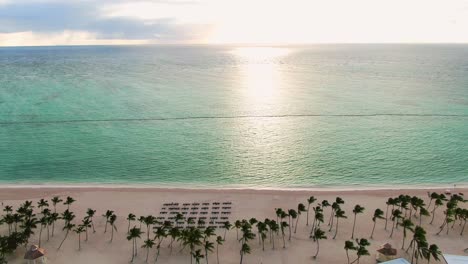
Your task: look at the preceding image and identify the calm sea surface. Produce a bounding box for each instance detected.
[0,44,467,188]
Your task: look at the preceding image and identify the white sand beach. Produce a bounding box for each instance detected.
[1,186,466,264]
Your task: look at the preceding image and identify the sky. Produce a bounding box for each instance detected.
[0,0,468,46]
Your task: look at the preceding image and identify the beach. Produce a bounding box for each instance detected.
[1,186,466,263]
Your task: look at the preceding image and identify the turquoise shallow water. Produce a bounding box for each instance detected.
[0,44,467,187]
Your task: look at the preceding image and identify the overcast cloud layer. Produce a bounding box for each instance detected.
[1,0,468,46]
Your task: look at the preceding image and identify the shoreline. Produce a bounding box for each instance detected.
[0,182,466,192]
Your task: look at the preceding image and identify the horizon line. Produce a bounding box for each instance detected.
[2,42,468,48]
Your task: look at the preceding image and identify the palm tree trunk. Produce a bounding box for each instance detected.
[85,227,88,242]
[131,239,135,263]
[155,247,160,263]
[217,244,219,264]
[351,214,356,239]
[461,220,466,236]
[346,250,350,264]
[306,204,310,226]
[205,248,209,264]
[390,220,395,238]
[145,247,149,262]
[92,219,96,233]
[314,240,320,258]
[328,209,334,226]
[135,239,138,256]
[52,222,55,237]
[401,230,405,250]
[47,225,50,241]
[385,204,389,230]
[104,221,108,233]
[430,207,437,224]
[282,230,286,248]
[58,230,69,250]
[333,217,339,239]
[78,233,81,251]
[294,215,300,233]
[239,250,243,264]
[288,217,292,241]
[38,225,43,247]
[224,229,227,240]
[272,232,275,250]
[370,220,376,238]
[111,225,114,242]
[128,220,131,233]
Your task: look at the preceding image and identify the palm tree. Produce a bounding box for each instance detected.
[234,220,242,240]
[48,212,59,238]
[222,221,232,240]
[390,209,402,238]
[192,249,204,264]
[138,216,145,229]
[143,215,156,239]
[294,203,306,233]
[215,236,223,264]
[329,202,340,230]
[351,238,370,264]
[127,226,144,263]
[436,200,457,235]
[269,220,279,250]
[168,226,180,254]
[344,240,357,264]
[424,244,441,264]
[418,207,430,226]
[37,199,49,211]
[103,210,114,233]
[426,192,439,209]
[86,208,96,233]
[257,222,268,250]
[153,226,167,263]
[239,220,255,264]
[141,238,155,262]
[51,196,63,213]
[306,196,317,226]
[460,208,467,236]
[109,214,117,242]
[370,208,384,239]
[38,215,48,247]
[310,206,324,240]
[399,219,414,249]
[385,198,395,230]
[74,225,85,250]
[81,217,92,242]
[63,196,75,210]
[333,208,347,239]
[351,205,365,239]
[279,211,288,248]
[127,213,136,233]
[58,222,75,250]
[312,228,326,259]
[430,194,446,225]
[287,209,297,240]
[203,240,214,264]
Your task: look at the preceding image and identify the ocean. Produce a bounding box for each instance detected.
[0,44,467,188]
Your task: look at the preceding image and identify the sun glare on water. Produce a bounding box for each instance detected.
[232,47,290,105]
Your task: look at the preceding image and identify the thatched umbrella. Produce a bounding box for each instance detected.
[24,245,46,264]
[376,243,397,262]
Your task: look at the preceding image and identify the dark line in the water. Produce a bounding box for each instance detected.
[0,113,467,125]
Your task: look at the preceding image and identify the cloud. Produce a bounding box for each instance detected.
[0,31,151,46]
[0,0,213,45]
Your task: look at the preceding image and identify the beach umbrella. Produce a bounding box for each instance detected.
[376,243,397,262]
[24,245,46,264]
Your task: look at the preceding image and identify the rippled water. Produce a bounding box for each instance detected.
[0,44,467,187]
